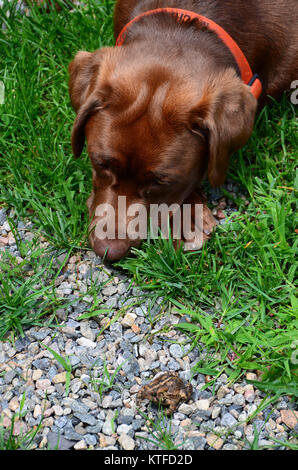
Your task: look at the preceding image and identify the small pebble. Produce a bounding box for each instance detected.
[221,413,237,427]
[74,440,87,450]
[118,433,135,450]
[52,372,67,384]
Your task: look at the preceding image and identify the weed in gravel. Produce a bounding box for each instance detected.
[40,342,72,396]
[136,408,185,450]
[89,357,127,399]
[0,392,43,450]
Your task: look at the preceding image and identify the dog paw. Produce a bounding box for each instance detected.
[181,191,217,251]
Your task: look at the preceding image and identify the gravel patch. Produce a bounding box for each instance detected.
[1,186,297,451]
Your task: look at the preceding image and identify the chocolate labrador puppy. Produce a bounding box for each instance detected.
[69,0,298,261]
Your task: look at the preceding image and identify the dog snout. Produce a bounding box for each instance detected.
[91,237,140,262]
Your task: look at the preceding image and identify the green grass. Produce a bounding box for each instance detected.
[136,408,184,450]
[0,0,297,403]
[0,391,43,450]
[119,101,298,392]
[40,342,72,396]
[89,356,127,399]
[0,0,115,249]
[0,235,70,340]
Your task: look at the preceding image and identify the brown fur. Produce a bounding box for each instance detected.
[69,0,298,261]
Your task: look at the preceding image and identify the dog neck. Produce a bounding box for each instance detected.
[116,8,262,99]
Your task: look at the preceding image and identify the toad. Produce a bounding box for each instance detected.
[137,372,193,415]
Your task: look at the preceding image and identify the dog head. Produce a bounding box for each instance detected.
[69,47,257,261]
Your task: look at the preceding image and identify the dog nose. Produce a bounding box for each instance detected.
[91,238,136,262]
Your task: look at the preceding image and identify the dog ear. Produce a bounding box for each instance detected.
[189,70,257,187]
[68,48,112,110]
[71,94,104,158]
[69,51,95,111]
[69,48,112,158]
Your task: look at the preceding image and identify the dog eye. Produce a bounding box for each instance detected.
[142,178,170,198]
[99,161,111,170]
[150,178,172,190]
[90,154,116,173]
[190,123,209,140]
[152,178,166,186]
[92,160,109,174]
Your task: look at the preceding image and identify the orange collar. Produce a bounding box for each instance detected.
[116,7,262,99]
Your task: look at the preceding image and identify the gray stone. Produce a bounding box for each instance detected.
[78,354,94,367]
[102,420,114,436]
[105,297,118,308]
[85,422,104,434]
[178,404,194,415]
[3,391,13,401]
[150,361,160,369]
[14,336,31,352]
[32,358,51,370]
[4,369,18,384]
[168,359,181,371]
[2,220,10,232]
[63,424,84,442]
[102,285,118,296]
[110,322,123,337]
[122,359,140,376]
[77,337,96,349]
[123,332,135,341]
[219,393,234,405]
[234,430,243,439]
[102,395,113,409]
[135,306,146,316]
[84,434,97,446]
[200,420,215,433]
[233,394,245,406]
[80,322,96,341]
[117,424,131,434]
[132,419,144,431]
[80,374,90,384]
[169,344,183,359]
[30,328,52,341]
[190,436,207,450]
[48,365,59,380]
[194,409,212,419]
[110,398,123,408]
[221,413,237,428]
[69,355,81,367]
[130,335,143,344]
[66,319,80,329]
[0,209,6,225]
[117,283,128,295]
[47,431,75,450]
[69,400,89,414]
[179,370,191,381]
[109,390,121,400]
[55,416,68,429]
[118,433,135,450]
[74,413,97,426]
[117,415,133,425]
[222,444,238,450]
[17,221,25,231]
[276,400,288,410]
